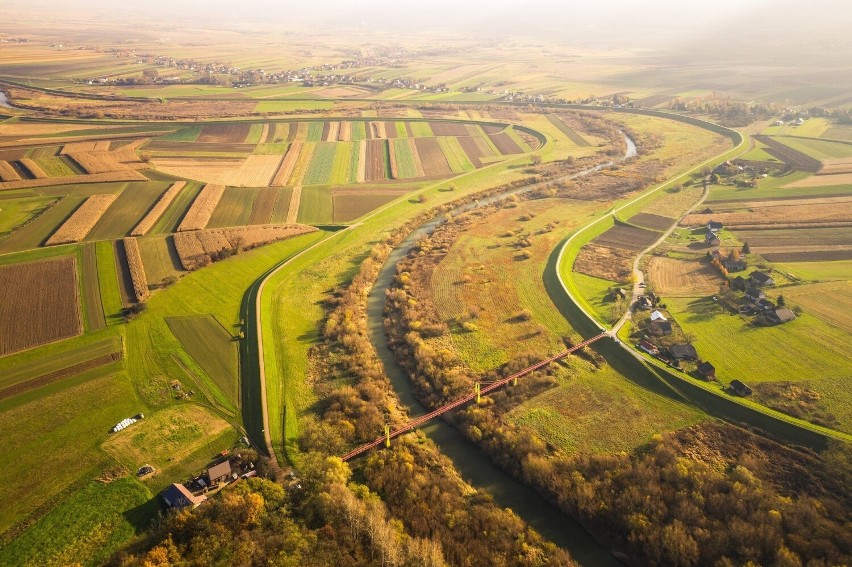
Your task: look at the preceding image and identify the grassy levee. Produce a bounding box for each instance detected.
[551,116,852,448]
[259,144,547,466]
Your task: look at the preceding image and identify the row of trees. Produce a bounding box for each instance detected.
[384,201,852,567]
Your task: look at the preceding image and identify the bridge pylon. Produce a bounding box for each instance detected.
[475,382,481,404]
[384,424,391,448]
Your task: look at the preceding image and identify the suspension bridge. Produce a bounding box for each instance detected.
[341,332,607,461]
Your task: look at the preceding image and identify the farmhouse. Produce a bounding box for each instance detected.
[668,344,698,360]
[637,340,659,355]
[707,220,723,233]
[724,258,747,272]
[650,310,667,322]
[767,308,797,325]
[636,295,653,310]
[730,379,753,396]
[207,460,233,485]
[756,298,776,312]
[749,271,775,286]
[697,361,716,380]
[705,230,721,246]
[731,276,747,291]
[648,320,673,336]
[161,483,206,510]
[745,287,766,302]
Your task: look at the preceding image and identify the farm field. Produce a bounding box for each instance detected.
[166,315,239,406]
[682,195,852,229]
[0,256,82,356]
[646,257,721,297]
[136,235,185,286]
[771,259,852,281]
[780,281,852,333]
[665,296,852,432]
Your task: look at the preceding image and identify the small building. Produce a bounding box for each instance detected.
[724,259,747,272]
[756,298,776,312]
[650,310,667,322]
[207,460,233,485]
[609,288,628,301]
[637,340,659,355]
[707,220,723,233]
[745,287,766,302]
[730,379,753,396]
[705,231,721,246]
[697,361,716,380]
[749,271,775,287]
[636,296,653,310]
[161,483,206,510]
[767,308,797,325]
[731,276,747,291]
[648,320,673,336]
[669,344,698,360]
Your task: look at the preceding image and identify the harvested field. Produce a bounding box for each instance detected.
[487,132,523,154]
[365,139,388,182]
[287,186,302,224]
[682,196,852,230]
[45,194,117,245]
[65,152,128,174]
[60,141,111,154]
[781,281,852,333]
[413,138,453,177]
[408,138,425,177]
[0,170,147,191]
[196,123,251,144]
[145,140,255,154]
[356,140,367,182]
[785,173,852,187]
[457,136,485,168]
[0,161,22,182]
[271,142,301,186]
[753,136,821,171]
[629,212,676,231]
[122,237,149,302]
[177,184,225,232]
[81,243,106,331]
[323,121,340,142]
[173,224,317,270]
[646,257,721,297]
[332,188,406,223]
[384,121,398,139]
[18,158,48,179]
[288,142,316,186]
[387,139,399,179]
[430,122,469,136]
[574,244,635,281]
[221,154,282,187]
[762,250,852,262]
[131,181,186,236]
[142,157,238,186]
[735,227,851,249]
[207,187,260,228]
[0,257,82,356]
[338,121,351,142]
[592,224,661,250]
[819,158,852,175]
[247,186,278,225]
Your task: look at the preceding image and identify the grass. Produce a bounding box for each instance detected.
[410,122,434,137]
[244,123,265,144]
[0,366,137,535]
[0,195,57,237]
[437,136,475,173]
[166,315,240,406]
[306,121,325,142]
[772,259,852,281]
[80,243,106,331]
[101,403,236,492]
[157,126,202,142]
[665,296,852,432]
[573,272,622,324]
[776,281,852,333]
[773,136,852,160]
[0,195,85,253]
[95,240,124,325]
[34,156,77,177]
[510,362,704,453]
[0,476,153,567]
[150,180,203,234]
[136,235,184,287]
[296,185,334,224]
[87,182,168,240]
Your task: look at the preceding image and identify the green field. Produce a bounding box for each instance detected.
[410,121,434,137]
[774,136,852,160]
[255,100,335,113]
[437,136,475,173]
[136,235,184,286]
[665,297,852,432]
[296,186,334,224]
[157,126,202,142]
[573,272,623,324]
[0,477,153,567]
[305,121,325,142]
[0,195,58,237]
[0,195,85,253]
[303,142,337,185]
[166,314,240,406]
[87,182,169,240]
[772,259,852,281]
[392,138,418,178]
[207,187,260,228]
[150,181,203,234]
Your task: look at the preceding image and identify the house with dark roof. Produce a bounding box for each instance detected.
[668,344,698,360]
[730,379,752,396]
[767,308,797,325]
[755,298,776,312]
[731,276,747,291]
[636,296,653,310]
[207,461,233,485]
[697,361,716,380]
[648,320,673,336]
[705,230,721,246]
[161,483,206,510]
[749,271,775,287]
[724,259,747,272]
[707,220,723,233]
[745,287,766,302]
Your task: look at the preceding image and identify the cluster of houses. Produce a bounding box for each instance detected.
[159,455,258,511]
[730,270,796,325]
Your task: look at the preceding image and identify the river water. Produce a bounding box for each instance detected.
[364,135,636,566]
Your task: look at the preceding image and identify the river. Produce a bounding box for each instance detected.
[364,134,636,566]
